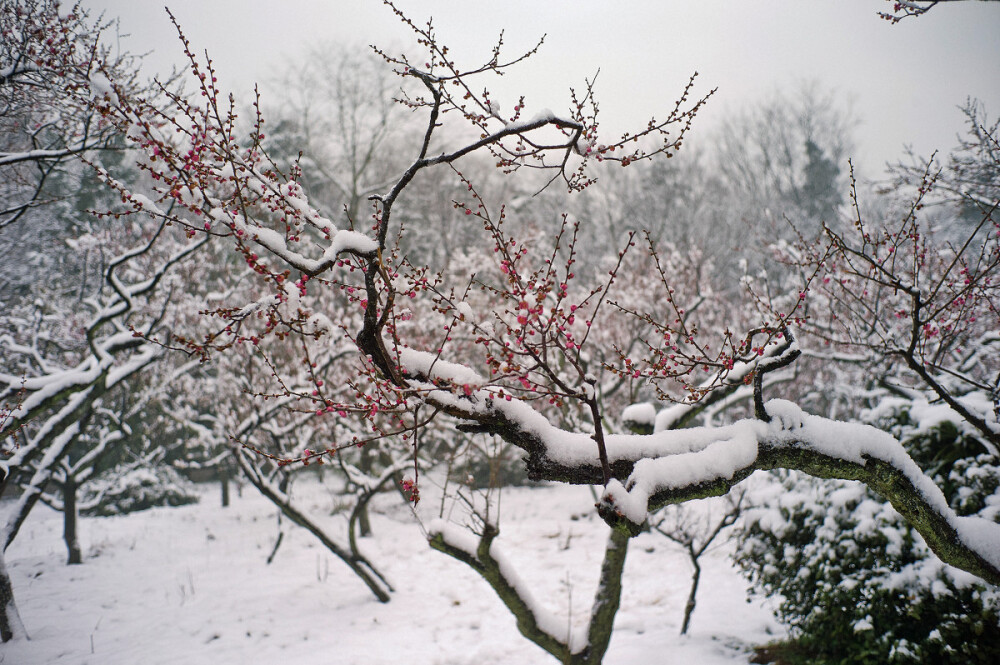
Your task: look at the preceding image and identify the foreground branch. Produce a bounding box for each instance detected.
[412,378,1000,585]
[429,520,630,663]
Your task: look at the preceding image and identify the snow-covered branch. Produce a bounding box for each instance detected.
[429,519,630,664]
[410,372,1000,584]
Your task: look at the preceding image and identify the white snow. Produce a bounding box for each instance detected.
[88,72,118,105]
[504,109,558,133]
[324,230,378,258]
[455,301,475,322]
[4,479,780,664]
[398,346,485,387]
[622,403,656,427]
[603,430,759,525]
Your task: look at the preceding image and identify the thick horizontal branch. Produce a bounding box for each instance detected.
[0,146,91,167]
[412,382,1000,585]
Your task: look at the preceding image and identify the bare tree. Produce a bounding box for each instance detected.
[0,216,206,639]
[263,46,410,224]
[651,492,744,635]
[714,84,855,234]
[33,411,129,564]
[0,1,140,229]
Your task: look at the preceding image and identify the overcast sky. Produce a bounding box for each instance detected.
[83,0,1000,175]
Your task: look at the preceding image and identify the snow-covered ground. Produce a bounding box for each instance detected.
[4,479,782,664]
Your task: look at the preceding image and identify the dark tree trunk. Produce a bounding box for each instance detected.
[220,469,230,508]
[357,502,372,537]
[63,477,82,565]
[680,555,701,635]
[0,549,27,641]
[357,447,372,537]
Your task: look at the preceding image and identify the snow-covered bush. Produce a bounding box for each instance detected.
[737,401,1000,664]
[80,465,199,517]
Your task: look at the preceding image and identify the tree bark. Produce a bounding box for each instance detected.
[63,476,82,565]
[0,549,27,642]
[356,446,373,537]
[430,522,632,664]
[220,468,230,508]
[680,554,700,635]
[579,527,631,664]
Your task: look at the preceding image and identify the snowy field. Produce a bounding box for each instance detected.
[3,479,781,664]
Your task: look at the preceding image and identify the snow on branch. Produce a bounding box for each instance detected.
[428,520,580,657]
[429,517,630,663]
[596,399,1000,586]
[404,360,1000,584]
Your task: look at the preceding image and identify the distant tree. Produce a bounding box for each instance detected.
[714,84,854,235]
[652,492,744,635]
[0,0,153,300]
[263,46,408,223]
[0,0,140,229]
[890,99,999,235]
[25,408,127,564]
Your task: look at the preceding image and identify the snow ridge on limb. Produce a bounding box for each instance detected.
[597,399,1000,586]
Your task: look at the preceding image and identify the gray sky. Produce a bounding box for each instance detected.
[84,0,1000,174]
